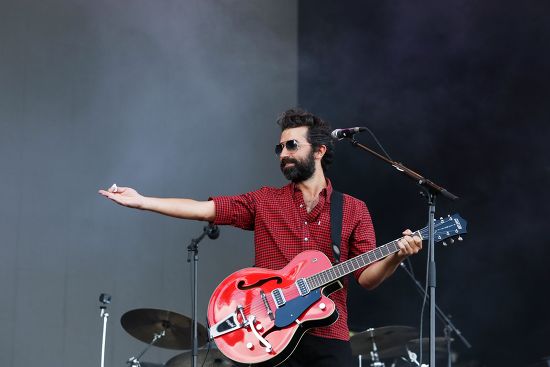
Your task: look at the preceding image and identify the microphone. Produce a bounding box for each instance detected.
[99,293,112,305]
[331,127,366,139]
[204,224,220,240]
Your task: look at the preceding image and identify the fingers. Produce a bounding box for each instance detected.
[397,229,423,257]
[98,184,129,202]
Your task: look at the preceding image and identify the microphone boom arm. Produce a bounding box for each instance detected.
[349,138,459,201]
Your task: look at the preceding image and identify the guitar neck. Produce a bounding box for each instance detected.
[305,229,424,290]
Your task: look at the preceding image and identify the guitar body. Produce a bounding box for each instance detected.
[207,214,467,366]
[207,250,341,366]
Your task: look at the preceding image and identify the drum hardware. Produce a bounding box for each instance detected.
[386,337,453,367]
[99,293,112,367]
[406,337,454,366]
[126,330,166,367]
[121,308,208,366]
[351,326,419,367]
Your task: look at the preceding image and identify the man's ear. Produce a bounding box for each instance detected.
[315,145,327,160]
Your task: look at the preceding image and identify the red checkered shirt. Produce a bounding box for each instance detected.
[210,179,376,341]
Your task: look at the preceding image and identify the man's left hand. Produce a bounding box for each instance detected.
[396,229,422,258]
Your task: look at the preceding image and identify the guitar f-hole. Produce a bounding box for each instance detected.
[237,276,283,290]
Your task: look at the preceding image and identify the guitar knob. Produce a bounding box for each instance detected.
[319,303,326,310]
[256,323,263,331]
[246,342,254,350]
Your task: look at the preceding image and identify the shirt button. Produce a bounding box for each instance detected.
[300,204,304,208]
[304,237,309,241]
[304,221,308,225]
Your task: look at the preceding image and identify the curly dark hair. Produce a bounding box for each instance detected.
[276,108,334,172]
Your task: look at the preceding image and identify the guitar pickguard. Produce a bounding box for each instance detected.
[274,289,321,328]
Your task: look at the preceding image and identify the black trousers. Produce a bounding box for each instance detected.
[278,334,355,367]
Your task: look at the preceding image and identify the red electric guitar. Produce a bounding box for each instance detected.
[207,214,467,366]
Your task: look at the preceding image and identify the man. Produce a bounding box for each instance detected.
[99,109,422,366]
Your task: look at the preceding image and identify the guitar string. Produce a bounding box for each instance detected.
[239,231,422,316]
[236,220,460,318]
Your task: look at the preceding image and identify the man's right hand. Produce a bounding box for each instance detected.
[98,185,145,209]
[98,184,215,221]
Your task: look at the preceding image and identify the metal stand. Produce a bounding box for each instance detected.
[399,262,472,367]
[126,331,166,367]
[367,328,385,367]
[344,135,459,367]
[187,224,220,367]
[99,293,112,367]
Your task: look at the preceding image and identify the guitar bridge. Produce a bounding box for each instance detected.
[209,305,246,338]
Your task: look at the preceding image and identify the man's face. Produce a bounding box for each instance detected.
[277,127,316,183]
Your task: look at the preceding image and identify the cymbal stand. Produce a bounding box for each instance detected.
[99,293,111,367]
[367,328,385,367]
[126,330,166,367]
[443,325,453,367]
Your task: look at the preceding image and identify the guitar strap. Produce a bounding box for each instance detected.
[330,190,344,264]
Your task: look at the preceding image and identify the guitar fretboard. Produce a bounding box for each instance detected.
[305,230,423,290]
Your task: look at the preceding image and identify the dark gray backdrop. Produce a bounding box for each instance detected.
[0,1,296,366]
[298,1,550,366]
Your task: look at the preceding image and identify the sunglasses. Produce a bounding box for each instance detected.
[274,139,311,156]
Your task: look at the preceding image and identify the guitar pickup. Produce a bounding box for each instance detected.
[272,288,286,308]
[295,278,310,296]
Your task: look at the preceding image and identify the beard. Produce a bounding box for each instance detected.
[280,150,316,183]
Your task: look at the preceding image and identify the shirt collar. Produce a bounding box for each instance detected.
[290,178,333,203]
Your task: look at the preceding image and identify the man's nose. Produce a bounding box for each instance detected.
[279,146,294,158]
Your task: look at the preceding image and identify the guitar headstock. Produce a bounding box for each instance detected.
[432,213,468,245]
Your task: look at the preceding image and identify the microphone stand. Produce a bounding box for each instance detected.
[399,262,472,366]
[98,293,111,367]
[187,224,220,367]
[346,135,459,367]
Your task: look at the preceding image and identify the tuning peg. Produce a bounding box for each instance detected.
[458,236,463,242]
[439,217,443,220]
[449,238,455,244]
[442,241,448,246]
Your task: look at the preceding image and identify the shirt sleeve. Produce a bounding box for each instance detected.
[350,200,377,281]
[209,192,258,230]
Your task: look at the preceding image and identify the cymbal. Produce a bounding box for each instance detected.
[166,348,234,367]
[350,326,418,357]
[121,308,208,350]
[407,337,452,353]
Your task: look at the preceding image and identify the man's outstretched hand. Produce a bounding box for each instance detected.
[98,184,145,209]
